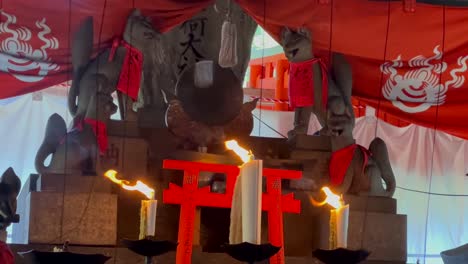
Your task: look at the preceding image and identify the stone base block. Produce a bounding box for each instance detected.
[13,191,117,245]
[289,134,331,152]
[37,173,114,193]
[344,195,397,214]
[107,136,148,179]
[318,211,407,263]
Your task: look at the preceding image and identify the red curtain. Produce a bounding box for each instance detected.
[0,0,213,99]
[1,0,468,139]
[237,0,468,139]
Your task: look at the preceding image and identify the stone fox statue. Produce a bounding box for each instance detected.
[0,168,20,263]
[281,27,395,197]
[0,168,21,231]
[35,9,159,175]
[35,75,117,175]
[325,53,396,197]
[68,9,161,120]
[280,27,327,138]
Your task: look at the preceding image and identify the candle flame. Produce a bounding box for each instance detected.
[225,140,253,163]
[104,170,155,199]
[309,187,344,209]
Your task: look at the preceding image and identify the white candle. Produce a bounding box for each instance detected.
[335,204,349,248]
[329,203,349,249]
[140,199,158,239]
[240,159,263,244]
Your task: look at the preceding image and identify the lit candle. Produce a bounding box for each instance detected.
[140,198,157,239]
[226,140,262,244]
[329,202,349,248]
[240,158,262,244]
[104,170,157,239]
[310,187,349,249]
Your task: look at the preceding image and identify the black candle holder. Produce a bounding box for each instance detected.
[18,250,111,264]
[223,242,281,264]
[312,248,370,264]
[122,238,177,264]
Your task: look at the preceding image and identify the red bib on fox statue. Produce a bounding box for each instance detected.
[289,58,328,109]
[108,38,143,101]
[69,118,108,155]
[329,144,371,187]
[0,241,14,264]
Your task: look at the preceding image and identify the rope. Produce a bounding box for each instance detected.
[47,0,109,245]
[396,186,468,197]
[257,0,267,137]
[359,0,392,250]
[41,0,106,245]
[250,96,289,104]
[252,113,287,138]
[57,0,73,244]
[422,5,446,264]
[112,0,137,261]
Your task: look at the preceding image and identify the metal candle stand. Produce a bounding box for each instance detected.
[312,248,370,264]
[18,246,111,264]
[18,251,111,264]
[223,242,281,264]
[122,237,178,264]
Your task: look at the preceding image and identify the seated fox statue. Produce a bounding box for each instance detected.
[35,76,117,175]
[324,53,396,197]
[35,9,159,175]
[0,168,21,237]
[281,27,395,197]
[0,168,20,264]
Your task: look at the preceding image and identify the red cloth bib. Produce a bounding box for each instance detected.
[329,144,370,186]
[109,38,143,101]
[69,118,109,155]
[288,58,328,109]
[0,241,14,264]
[83,118,108,155]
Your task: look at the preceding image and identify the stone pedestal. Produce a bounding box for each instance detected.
[105,123,152,243]
[317,195,407,264]
[280,193,407,264]
[289,135,331,191]
[12,174,117,245]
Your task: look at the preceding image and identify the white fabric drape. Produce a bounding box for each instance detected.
[0,89,72,243]
[0,91,72,180]
[0,92,466,263]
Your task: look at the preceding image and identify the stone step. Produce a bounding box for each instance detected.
[344,194,397,214]
[289,134,331,152]
[317,211,407,263]
[37,173,114,193]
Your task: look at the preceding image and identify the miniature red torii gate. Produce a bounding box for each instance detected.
[163,159,301,264]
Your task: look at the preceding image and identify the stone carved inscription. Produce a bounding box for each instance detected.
[177,17,207,74]
[101,143,120,168]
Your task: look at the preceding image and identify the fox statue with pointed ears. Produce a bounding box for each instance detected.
[35,9,160,175]
[281,27,395,197]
